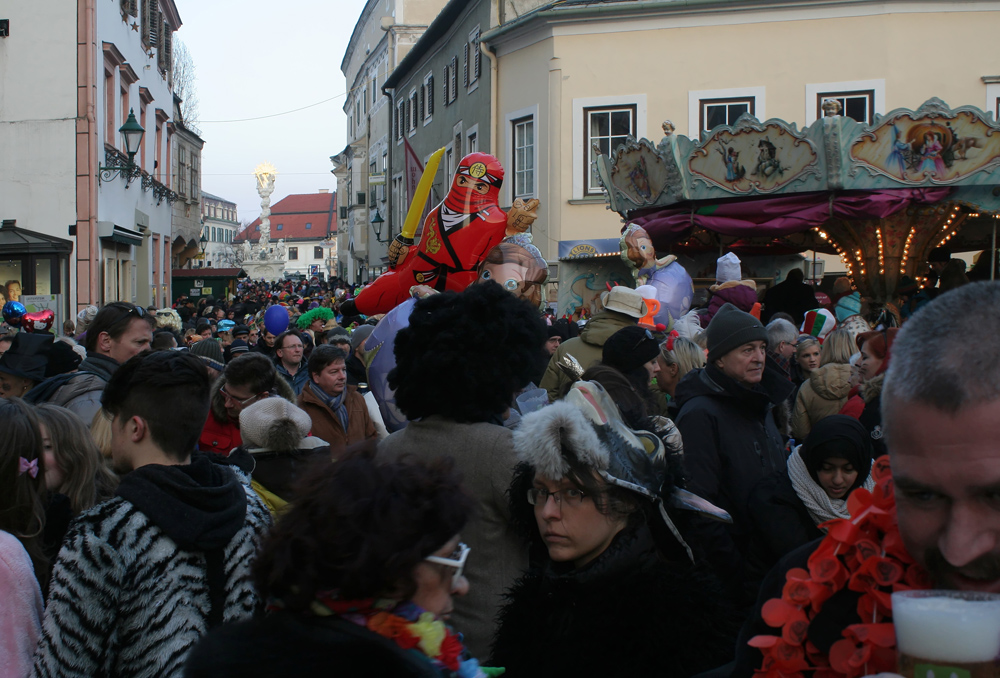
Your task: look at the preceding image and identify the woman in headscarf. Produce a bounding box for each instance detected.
[747,415,875,576]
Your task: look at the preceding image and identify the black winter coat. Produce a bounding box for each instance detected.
[490,525,739,678]
[184,611,441,678]
[674,363,794,604]
[746,472,823,583]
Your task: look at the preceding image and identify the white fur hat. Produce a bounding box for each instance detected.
[239,398,314,451]
[715,252,743,285]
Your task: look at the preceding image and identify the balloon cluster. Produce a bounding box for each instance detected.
[2,302,55,333]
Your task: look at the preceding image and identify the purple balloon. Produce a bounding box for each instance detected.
[363,297,416,433]
[647,261,694,327]
[263,305,289,336]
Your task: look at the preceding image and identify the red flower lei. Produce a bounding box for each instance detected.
[751,455,933,678]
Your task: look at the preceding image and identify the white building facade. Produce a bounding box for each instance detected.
[0,0,181,313]
[200,192,239,269]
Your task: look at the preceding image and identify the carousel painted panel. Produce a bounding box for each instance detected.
[596,136,686,214]
[688,118,822,197]
[849,99,1000,187]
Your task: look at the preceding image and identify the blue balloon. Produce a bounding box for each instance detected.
[2,301,26,326]
[263,305,289,336]
[363,298,416,433]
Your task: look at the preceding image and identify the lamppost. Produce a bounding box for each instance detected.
[199,233,208,269]
[98,109,145,186]
[371,208,389,243]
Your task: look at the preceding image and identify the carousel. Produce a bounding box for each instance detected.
[594,97,1000,303]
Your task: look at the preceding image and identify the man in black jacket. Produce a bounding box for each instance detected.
[674,303,794,608]
[761,267,817,326]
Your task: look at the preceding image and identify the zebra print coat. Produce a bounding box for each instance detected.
[30,458,271,678]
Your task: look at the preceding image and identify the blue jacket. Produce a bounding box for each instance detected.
[275,361,309,396]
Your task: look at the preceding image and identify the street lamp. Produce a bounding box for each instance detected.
[199,233,208,268]
[99,109,145,185]
[371,208,389,243]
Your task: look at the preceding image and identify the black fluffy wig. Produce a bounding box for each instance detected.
[389,281,547,424]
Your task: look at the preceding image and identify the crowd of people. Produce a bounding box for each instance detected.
[1,254,997,678]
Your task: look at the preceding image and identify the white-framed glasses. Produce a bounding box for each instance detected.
[425,542,470,589]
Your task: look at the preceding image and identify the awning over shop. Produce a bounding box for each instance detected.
[558,238,620,260]
[98,221,143,247]
[0,220,73,255]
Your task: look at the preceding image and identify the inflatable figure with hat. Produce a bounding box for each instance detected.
[342,150,541,316]
[620,224,694,330]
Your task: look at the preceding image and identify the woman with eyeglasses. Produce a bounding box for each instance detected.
[185,451,488,678]
[490,381,739,677]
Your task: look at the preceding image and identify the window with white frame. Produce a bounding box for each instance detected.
[408,90,417,135]
[423,73,434,122]
[467,27,481,89]
[467,130,478,154]
[445,146,454,183]
[584,105,635,195]
[396,101,404,142]
[450,56,458,103]
[700,97,754,134]
[817,90,874,124]
[288,247,298,261]
[512,116,535,199]
[443,63,451,106]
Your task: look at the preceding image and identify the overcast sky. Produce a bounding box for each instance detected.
[175,0,368,226]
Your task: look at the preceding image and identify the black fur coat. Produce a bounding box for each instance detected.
[489,524,740,678]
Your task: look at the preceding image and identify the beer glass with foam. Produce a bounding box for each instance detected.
[892,590,1000,678]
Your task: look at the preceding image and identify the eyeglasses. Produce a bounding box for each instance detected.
[425,542,471,589]
[109,303,146,327]
[526,487,588,508]
[219,386,264,407]
[632,328,655,350]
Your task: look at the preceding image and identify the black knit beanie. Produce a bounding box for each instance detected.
[706,303,768,363]
[602,326,661,375]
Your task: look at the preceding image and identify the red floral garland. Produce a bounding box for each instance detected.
[751,455,933,678]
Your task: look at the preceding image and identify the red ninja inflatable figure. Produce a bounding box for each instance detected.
[343,153,538,316]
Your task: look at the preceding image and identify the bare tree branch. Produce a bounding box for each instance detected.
[172,38,200,134]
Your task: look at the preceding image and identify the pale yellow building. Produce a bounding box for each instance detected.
[483,0,1000,279]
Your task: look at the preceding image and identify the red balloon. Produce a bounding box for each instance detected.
[21,309,55,333]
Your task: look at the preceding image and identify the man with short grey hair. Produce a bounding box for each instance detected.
[727,281,1000,676]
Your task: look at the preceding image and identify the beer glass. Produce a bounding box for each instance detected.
[892,590,1000,678]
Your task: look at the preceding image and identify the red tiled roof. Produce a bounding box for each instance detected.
[235,192,337,243]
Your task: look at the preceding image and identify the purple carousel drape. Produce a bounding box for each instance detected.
[629,188,953,244]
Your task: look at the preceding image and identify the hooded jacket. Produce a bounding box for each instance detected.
[539,311,635,401]
[491,524,739,678]
[43,352,120,426]
[31,455,271,678]
[700,280,759,326]
[674,363,794,604]
[790,363,853,441]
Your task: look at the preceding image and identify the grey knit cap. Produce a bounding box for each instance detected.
[190,339,225,371]
[706,303,767,363]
